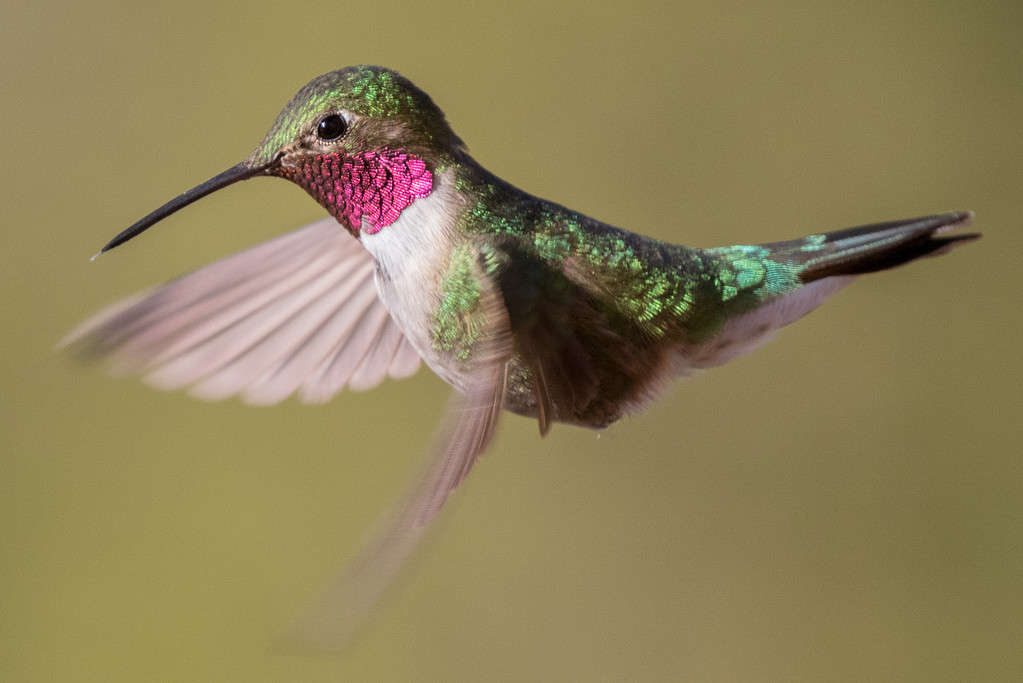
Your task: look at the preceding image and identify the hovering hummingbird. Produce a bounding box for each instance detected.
[65,66,979,646]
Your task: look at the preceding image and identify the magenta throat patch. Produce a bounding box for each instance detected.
[280,150,433,235]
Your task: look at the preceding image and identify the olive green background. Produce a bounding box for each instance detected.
[3,1,1021,681]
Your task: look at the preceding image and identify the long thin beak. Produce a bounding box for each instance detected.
[94,159,275,258]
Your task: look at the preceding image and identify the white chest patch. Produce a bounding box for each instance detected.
[358,170,472,390]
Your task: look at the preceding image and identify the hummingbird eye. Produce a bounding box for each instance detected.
[316,114,347,141]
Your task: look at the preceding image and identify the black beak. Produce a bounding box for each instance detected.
[95,159,275,257]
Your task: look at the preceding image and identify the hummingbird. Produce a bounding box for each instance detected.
[64,65,980,646]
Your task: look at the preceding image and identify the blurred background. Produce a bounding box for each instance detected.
[3,0,1021,680]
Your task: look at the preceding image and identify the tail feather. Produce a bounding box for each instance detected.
[685,211,978,371]
[769,211,980,283]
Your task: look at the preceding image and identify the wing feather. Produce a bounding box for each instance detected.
[64,218,423,404]
[386,337,422,381]
[239,266,379,405]
[70,222,336,358]
[144,251,356,390]
[347,314,406,392]
[298,295,392,403]
[188,260,377,401]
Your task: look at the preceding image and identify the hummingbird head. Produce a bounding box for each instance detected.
[249,66,462,168]
[97,66,463,255]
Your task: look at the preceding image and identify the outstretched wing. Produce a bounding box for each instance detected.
[62,218,422,404]
[283,273,513,651]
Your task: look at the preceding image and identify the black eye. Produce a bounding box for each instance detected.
[316,114,347,141]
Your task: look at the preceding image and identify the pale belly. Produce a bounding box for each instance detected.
[372,266,477,394]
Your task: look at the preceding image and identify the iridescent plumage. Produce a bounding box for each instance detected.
[64,66,979,647]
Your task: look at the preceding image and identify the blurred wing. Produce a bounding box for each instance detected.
[62,218,422,405]
[284,277,513,651]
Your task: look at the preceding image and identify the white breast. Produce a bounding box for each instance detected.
[358,170,473,391]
